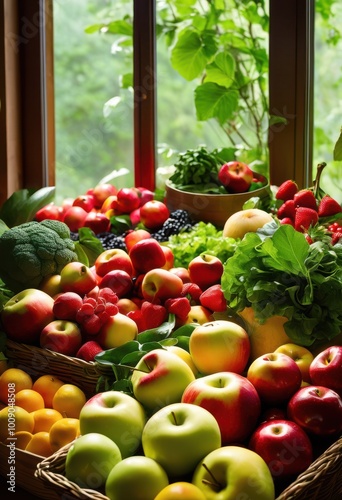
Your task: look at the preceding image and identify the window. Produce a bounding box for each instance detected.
[0,0,318,206]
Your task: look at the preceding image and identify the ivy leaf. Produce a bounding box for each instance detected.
[204,52,236,88]
[171,28,217,81]
[195,82,239,124]
[333,128,342,161]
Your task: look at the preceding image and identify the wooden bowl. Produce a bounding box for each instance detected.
[165,173,270,228]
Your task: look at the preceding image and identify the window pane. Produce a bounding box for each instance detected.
[53,0,133,203]
[313,1,342,199]
[155,0,270,185]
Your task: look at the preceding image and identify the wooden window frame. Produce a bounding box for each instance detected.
[0,0,314,206]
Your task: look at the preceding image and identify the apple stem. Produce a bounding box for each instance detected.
[201,463,222,491]
[171,411,178,425]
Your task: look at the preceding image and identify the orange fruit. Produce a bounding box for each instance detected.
[15,389,45,412]
[0,368,33,404]
[25,431,54,457]
[52,384,87,418]
[49,417,80,452]
[32,374,65,408]
[0,406,34,442]
[13,430,33,450]
[31,408,63,433]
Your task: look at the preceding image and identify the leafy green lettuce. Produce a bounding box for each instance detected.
[221,223,342,346]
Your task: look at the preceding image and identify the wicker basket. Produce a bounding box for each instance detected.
[35,436,342,500]
[5,339,112,398]
[0,442,61,499]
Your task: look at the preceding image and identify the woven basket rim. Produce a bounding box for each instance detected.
[35,435,342,500]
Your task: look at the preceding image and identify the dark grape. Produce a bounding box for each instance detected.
[96,232,127,251]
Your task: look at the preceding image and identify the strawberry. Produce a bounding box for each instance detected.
[75,340,103,362]
[293,189,317,210]
[294,207,319,232]
[280,217,294,227]
[140,301,167,330]
[276,180,298,201]
[180,282,202,303]
[317,195,342,217]
[199,284,227,313]
[277,199,296,220]
[165,297,191,320]
[332,231,342,245]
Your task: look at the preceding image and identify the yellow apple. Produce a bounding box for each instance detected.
[223,208,273,239]
[274,343,314,383]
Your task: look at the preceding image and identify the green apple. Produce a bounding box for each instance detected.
[142,402,221,478]
[192,446,275,500]
[1,288,55,344]
[130,349,196,412]
[105,455,169,500]
[189,320,250,375]
[65,432,122,489]
[59,261,97,295]
[79,390,146,458]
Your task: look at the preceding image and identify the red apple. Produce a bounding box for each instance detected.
[72,194,95,212]
[248,419,313,479]
[124,229,151,252]
[116,187,141,213]
[247,352,302,405]
[141,268,183,302]
[182,371,261,444]
[1,288,55,344]
[129,238,166,275]
[35,203,63,222]
[309,345,342,398]
[91,183,117,209]
[95,248,134,278]
[59,262,97,296]
[139,200,170,230]
[189,320,250,375]
[40,319,82,356]
[129,207,141,226]
[287,385,342,436]
[188,254,224,291]
[83,211,111,234]
[63,206,88,232]
[218,161,253,193]
[98,269,133,298]
[160,245,174,270]
[53,291,83,321]
[169,267,191,284]
[137,187,154,206]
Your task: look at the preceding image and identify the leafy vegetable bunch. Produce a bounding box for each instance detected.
[168,146,234,194]
[221,222,342,347]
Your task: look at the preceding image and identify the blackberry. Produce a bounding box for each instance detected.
[69,231,79,241]
[151,209,195,241]
[96,232,127,251]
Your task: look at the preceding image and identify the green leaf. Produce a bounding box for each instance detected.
[171,28,217,81]
[204,52,236,88]
[0,187,55,227]
[195,82,239,124]
[333,128,342,161]
[75,227,104,267]
[109,215,132,235]
[95,341,141,366]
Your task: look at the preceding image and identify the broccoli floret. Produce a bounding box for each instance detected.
[0,220,78,292]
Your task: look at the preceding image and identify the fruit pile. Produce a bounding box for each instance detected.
[0,368,86,457]
[0,172,340,499]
